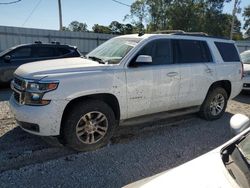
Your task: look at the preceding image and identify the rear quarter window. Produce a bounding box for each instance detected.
[55,48,71,56]
[214,42,240,62]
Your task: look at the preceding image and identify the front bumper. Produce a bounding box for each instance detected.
[9,95,67,136]
[242,76,250,91]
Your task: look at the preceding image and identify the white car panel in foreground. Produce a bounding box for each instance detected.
[125,116,250,188]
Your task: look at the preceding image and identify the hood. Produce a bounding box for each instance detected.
[125,151,238,188]
[14,57,107,79]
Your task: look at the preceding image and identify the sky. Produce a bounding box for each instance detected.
[0,0,249,31]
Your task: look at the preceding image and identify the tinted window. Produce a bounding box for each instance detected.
[10,47,32,59]
[134,39,172,66]
[174,39,212,63]
[215,42,240,62]
[37,47,54,57]
[55,48,71,56]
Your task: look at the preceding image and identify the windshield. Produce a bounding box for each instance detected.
[238,132,250,164]
[240,51,250,64]
[223,130,250,188]
[87,37,141,64]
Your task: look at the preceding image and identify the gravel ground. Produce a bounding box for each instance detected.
[0,89,249,188]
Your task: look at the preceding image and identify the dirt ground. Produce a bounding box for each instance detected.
[0,88,249,187]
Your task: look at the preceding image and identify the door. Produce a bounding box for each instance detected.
[125,39,180,119]
[173,39,216,108]
[32,46,57,61]
[2,46,33,82]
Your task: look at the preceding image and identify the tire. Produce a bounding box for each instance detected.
[62,100,117,151]
[199,87,228,121]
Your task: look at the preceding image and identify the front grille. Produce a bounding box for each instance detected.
[12,76,26,104]
[13,91,20,103]
[14,77,22,86]
[13,76,26,90]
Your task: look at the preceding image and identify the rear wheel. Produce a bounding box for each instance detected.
[62,100,116,151]
[199,87,228,120]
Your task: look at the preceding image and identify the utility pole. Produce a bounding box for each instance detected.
[230,0,239,40]
[58,0,63,31]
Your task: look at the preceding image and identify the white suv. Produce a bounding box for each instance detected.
[10,32,243,151]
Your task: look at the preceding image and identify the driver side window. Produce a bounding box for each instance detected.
[130,39,173,67]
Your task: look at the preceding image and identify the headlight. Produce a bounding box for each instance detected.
[24,80,59,106]
[27,82,59,92]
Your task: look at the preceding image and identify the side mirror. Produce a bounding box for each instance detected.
[230,114,250,136]
[4,55,11,62]
[135,55,152,64]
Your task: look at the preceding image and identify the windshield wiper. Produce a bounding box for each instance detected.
[87,56,107,64]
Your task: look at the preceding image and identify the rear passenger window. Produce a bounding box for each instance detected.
[174,39,212,63]
[37,47,54,57]
[214,42,240,62]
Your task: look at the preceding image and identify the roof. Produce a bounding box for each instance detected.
[13,42,76,49]
[117,33,232,42]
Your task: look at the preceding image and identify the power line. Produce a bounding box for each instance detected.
[0,0,21,5]
[111,0,130,7]
[22,0,42,26]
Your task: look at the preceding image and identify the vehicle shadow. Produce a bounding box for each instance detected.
[0,111,235,187]
[0,126,75,173]
[0,86,12,102]
[233,92,250,104]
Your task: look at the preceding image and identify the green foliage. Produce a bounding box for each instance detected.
[124,0,148,32]
[126,0,243,39]
[92,24,111,34]
[243,5,250,37]
[109,21,136,34]
[63,21,88,32]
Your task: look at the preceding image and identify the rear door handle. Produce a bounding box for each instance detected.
[167,72,178,77]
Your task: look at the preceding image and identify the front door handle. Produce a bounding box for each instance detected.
[167,72,178,77]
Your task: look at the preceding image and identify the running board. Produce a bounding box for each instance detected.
[119,106,200,126]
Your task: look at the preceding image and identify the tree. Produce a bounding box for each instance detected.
[146,0,172,32]
[68,21,88,32]
[109,21,123,34]
[109,21,136,34]
[243,5,250,37]
[124,0,148,32]
[92,24,111,34]
[62,26,70,31]
[123,24,135,34]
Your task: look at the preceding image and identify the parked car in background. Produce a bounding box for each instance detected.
[240,50,250,91]
[124,114,250,188]
[0,42,81,85]
[10,32,243,151]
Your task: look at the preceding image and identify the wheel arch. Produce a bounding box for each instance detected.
[207,80,232,99]
[61,93,121,132]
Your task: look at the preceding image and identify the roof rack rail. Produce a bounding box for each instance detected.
[153,30,229,40]
[34,41,42,44]
[153,30,185,34]
[173,32,209,37]
[174,33,229,40]
[51,41,60,45]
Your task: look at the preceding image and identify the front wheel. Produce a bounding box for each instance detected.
[199,87,228,121]
[62,100,116,151]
